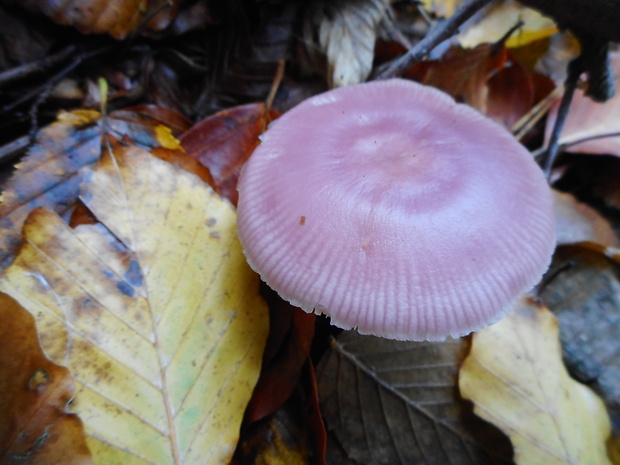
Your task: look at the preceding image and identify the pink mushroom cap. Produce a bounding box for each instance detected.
[237,79,555,341]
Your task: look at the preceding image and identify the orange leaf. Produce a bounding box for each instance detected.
[181,103,279,206]
[0,293,91,465]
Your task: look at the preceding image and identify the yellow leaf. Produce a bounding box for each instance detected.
[0,141,269,464]
[420,0,460,17]
[458,0,558,49]
[459,298,612,465]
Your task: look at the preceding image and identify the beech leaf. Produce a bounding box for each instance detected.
[317,331,513,465]
[0,140,269,464]
[0,107,191,269]
[459,297,612,465]
[457,0,557,49]
[304,0,389,87]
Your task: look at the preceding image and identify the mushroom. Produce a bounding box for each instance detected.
[236,79,555,341]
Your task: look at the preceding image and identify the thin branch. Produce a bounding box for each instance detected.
[0,45,77,88]
[375,0,493,80]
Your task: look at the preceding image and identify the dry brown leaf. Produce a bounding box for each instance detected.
[546,52,620,157]
[0,293,91,465]
[552,190,620,246]
[317,331,513,465]
[0,140,269,464]
[459,297,612,465]
[3,0,180,39]
[303,0,389,87]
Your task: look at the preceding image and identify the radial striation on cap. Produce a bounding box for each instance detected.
[237,78,555,341]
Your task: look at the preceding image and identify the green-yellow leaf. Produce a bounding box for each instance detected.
[0,141,269,464]
[459,297,612,465]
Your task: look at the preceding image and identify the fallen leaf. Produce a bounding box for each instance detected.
[0,293,91,465]
[406,43,508,113]
[3,0,180,39]
[244,301,316,425]
[545,52,620,157]
[317,331,513,465]
[234,391,312,465]
[459,297,612,465]
[486,54,554,129]
[419,0,460,18]
[303,0,389,87]
[0,139,269,464]
[552,190,620,247]
[0,107,191,269]
[458,0,557,49]
[537,244,620,431]
[181,103,279,206]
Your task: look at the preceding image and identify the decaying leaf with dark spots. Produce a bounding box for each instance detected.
[0,140,269,464]
[0,106,191,269]
[0,293,91,465]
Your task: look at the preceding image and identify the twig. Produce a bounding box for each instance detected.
[375,0,494,79]
[0,45,77,88]
[541,57,583,177]
[263,59,285,128]
[532,131,620,160]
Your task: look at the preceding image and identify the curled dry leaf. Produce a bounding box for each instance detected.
[0,293,91,465]
[0,140,269,464]
[537,244,620,431]
[317,331,513,465]
[0,106,191,269]
[303,0,389,87]
[546,52,620,157]
[552,190,620,247]
[3,0,180,39]
[459,297,612,465]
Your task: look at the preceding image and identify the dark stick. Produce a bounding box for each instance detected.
[541,60,582,177]
[375,0,494,79]
[0,45,77,88]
